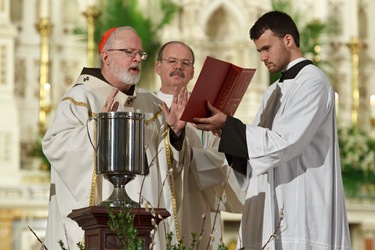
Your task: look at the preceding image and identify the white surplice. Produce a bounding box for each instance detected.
[230,59,351,249]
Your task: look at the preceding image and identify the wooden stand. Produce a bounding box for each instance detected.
[68,206,170,250]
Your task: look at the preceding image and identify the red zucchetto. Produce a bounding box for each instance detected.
[98,27,118,54]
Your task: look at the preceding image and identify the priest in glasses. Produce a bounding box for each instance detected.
[193,11,351,250]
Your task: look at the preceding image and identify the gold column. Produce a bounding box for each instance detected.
[346,37,362,125]
[0,208,48,250]
[0,210,16,250]
[83,5,101,67]
[35,18,53,136]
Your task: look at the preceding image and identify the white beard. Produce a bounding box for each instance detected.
[119,71,140,85]
[109,62,141,85]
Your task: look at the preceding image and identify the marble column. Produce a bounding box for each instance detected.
[0,0,21,182]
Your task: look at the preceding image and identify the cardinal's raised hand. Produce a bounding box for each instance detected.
[102,88,119,112]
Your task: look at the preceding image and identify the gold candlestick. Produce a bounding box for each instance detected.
[346,37,362,125]
[36,17,53,136]
[83,5,101,67]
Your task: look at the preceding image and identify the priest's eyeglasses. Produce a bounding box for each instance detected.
[162,57,193,68]
[107,48,148,60]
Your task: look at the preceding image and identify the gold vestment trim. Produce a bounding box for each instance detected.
[163,122,181,241]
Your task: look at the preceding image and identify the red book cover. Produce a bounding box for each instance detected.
[180,56,256,122]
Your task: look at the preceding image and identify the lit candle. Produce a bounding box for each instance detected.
[39,0,50,19]
[44,83,51,106]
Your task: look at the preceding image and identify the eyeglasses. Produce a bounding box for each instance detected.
[107,48,148,60]
[161,57,193,68]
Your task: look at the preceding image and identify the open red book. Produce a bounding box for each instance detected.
[180,56,256,122]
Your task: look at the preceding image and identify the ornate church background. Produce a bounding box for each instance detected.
[1,0,375,249]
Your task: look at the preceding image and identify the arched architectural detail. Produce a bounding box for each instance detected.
[199,0,247,40]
